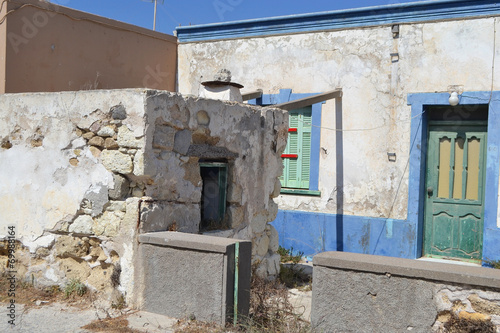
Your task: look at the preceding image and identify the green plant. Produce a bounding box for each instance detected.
[483,259,500,269]
[64,279,87,298]
[278,246,304,264]
[111,295,126,310]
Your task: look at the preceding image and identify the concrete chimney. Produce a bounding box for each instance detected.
[199,69,244,102]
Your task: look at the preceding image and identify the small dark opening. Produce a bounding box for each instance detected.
[428,105,488,122]
[200,162,228,232]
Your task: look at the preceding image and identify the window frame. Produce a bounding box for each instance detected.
[248,89,322,196]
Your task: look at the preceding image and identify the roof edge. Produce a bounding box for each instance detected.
[176,0,500,43]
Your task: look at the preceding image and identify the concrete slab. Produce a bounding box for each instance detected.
[126,311,177,333]
[0,302,179,333]
[0,302,98,333]
[417,257,481,267]
[314,251,500,289]
[288,289,312,323]
[138,231,249,254]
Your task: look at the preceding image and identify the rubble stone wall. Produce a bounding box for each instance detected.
[0,89,287,306]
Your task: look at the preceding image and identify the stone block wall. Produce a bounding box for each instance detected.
[138,91,288,278]
[135,232,252,325]
[312,252,500,332]
[0,89,287,306]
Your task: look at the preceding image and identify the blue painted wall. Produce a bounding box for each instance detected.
[272,210,416,259]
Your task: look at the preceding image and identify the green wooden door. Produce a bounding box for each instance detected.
[424,124,487,261]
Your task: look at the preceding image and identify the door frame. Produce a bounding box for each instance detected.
[407,91,500,264]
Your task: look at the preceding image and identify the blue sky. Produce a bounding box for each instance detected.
[51,0,427,35]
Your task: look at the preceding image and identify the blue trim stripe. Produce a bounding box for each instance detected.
[176,0,500,42]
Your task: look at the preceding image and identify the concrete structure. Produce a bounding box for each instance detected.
[312,251,500,331]
[176,0,500,264]
[0,0,176,93]
[0,89,287,305]
[136,232,251,325]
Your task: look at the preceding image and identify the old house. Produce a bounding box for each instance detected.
[176,0,500,264]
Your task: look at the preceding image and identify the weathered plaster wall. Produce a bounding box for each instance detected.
[179,17,498,219]
[178,16,500,258]
[0,89,286,305]
[2,0,177,93]
[0,89,148,304]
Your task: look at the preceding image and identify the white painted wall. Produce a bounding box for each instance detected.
[0,90,146,244]
[178,17,500,221]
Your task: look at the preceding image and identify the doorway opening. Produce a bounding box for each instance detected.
[423,105,488,262]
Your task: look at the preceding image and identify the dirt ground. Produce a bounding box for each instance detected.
[0,278,312,333]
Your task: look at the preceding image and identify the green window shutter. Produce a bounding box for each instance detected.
[299,110,312,189]
[281,107,312,190]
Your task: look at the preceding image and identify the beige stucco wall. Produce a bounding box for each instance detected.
[178,17,500,221]
[0,1,7,93]
[3,0,176,93]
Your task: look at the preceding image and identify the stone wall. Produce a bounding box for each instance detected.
[136,232,252,325]
[139,91,287,278]
[312,252,500,332]
[0,89,287,306]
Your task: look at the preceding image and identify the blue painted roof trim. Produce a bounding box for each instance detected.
[176,0,500,42]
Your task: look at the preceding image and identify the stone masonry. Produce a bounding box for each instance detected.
[0,89,288,306]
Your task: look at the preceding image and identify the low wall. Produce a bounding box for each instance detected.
[135,232,251,325]
[312,252,500,332]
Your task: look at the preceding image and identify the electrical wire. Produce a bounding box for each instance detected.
[291,109,426,133]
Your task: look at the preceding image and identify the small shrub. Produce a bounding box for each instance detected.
[246,270,310,332]
[278,246,311,288]
[111,295,126,310]
[278,246,304,264]
[484,260,500,269]
[64,279,87,298]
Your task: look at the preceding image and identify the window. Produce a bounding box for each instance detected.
[247,89,322,196]
[200,162,228,231]
[280,107,312,189]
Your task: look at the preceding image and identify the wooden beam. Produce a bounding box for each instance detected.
[241,89,263,101]
[274,89,342,111]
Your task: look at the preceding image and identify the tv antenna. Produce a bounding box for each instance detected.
[142,0,164,31]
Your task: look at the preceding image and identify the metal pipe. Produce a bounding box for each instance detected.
[153,0,157,30]
[233,242,239,326]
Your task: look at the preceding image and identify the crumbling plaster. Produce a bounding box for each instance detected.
[0,88,287,304]
[178,17,500,221]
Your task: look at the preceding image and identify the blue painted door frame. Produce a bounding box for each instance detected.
[407,91,500,263]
